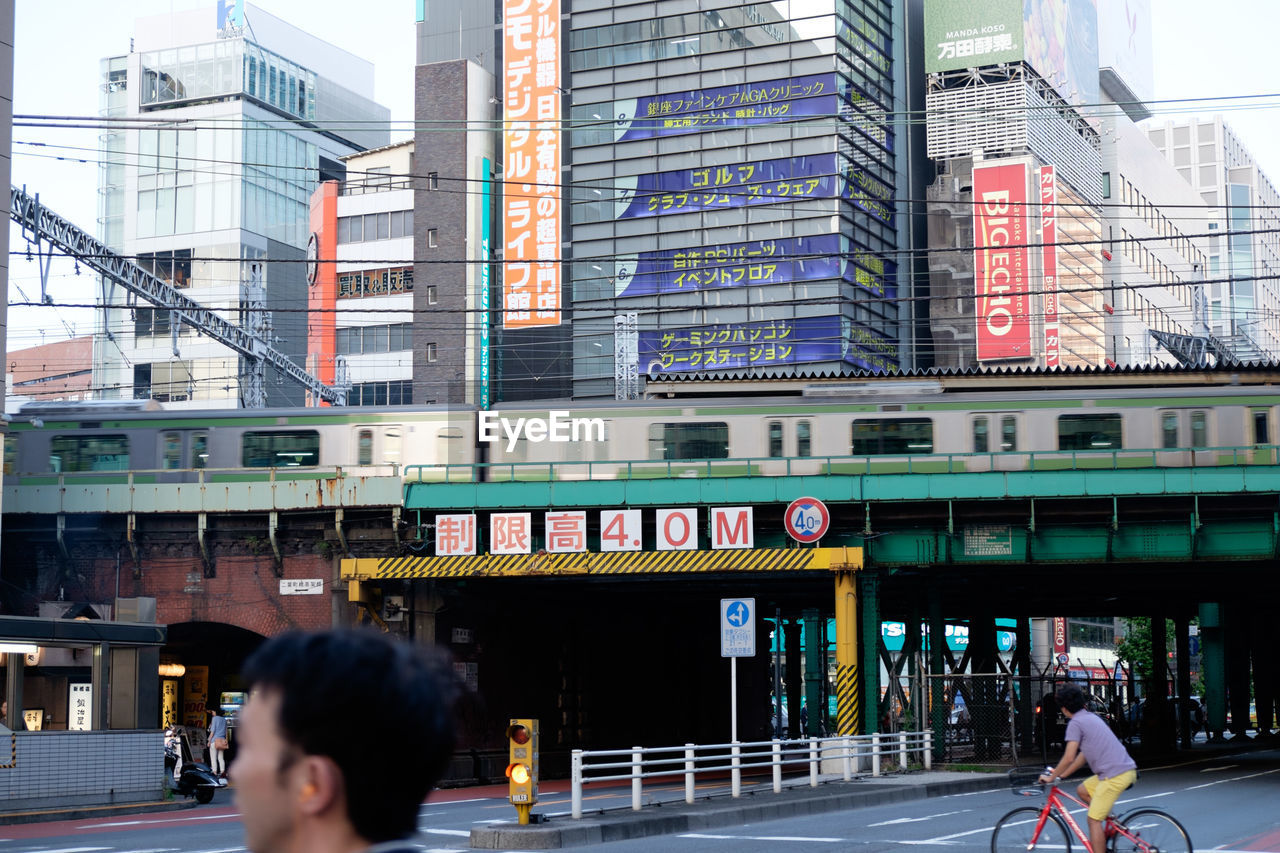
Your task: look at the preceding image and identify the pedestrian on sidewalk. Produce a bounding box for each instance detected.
[230,629,457,853]
[208,708,229,778]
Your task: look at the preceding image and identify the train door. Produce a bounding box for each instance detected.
[761,417,819,476]
[354,425,406,472]
[1156,409,1213,466]
[970,413,1020,471]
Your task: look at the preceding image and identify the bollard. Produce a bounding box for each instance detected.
[809,737,819,787]
[632,747,642,811]
[731,743,742,798]
[571,749,584,819]
[872,733,881,777]
[772,739,782,793]
[685,744,696,804]
[924,730,932,770]
[899,731,908,769]
[842,735,852,781]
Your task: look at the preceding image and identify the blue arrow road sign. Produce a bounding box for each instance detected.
[721,598,756,657]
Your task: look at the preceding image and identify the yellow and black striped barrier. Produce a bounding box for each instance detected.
[342,546,861,580]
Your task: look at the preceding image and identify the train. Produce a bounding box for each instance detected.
[6,373,1280,483]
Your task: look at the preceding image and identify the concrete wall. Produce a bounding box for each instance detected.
[0,730,163,810]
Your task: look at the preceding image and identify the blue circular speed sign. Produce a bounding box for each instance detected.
[784,497,830,543]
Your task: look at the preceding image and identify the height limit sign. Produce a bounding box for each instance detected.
[720,598,756,657]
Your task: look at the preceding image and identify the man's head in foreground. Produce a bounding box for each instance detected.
[231,629,457,853]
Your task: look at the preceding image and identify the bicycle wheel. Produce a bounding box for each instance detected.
[1109,808,1193,853]
[992,806,1072,853]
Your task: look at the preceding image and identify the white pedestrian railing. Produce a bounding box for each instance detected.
[569,730,933,819]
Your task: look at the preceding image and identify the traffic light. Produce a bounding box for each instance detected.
[505,718,538,824]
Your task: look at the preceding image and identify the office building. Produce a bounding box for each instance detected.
[1148,117,1280,362]
[95,3,389,408]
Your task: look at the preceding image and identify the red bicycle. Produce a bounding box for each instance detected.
[992,768,1192,853]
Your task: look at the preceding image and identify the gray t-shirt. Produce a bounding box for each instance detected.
[1064,708,1135,779]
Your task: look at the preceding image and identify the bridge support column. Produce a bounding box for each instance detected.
[1199,603,1227,741]
[1014,616,1033,755]
[859,571,880,734]
[1175,615,1193,748]
[1145,614,1173,750]
[1250,611,1275,735]
[803,608,822,737]
[834,572,860,736]
[1225,603,1251,738]
[785,618,803,739]
[970,611,1000,760]
[928,592,945,760]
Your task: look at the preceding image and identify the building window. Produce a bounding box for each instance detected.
[351,380,412,406]
[427,171,438,190]
[1101,171,1111,199]
[426,342,438,362]
[427,228,438,248]
[427,285,437,305]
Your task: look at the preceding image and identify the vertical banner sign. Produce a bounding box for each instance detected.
[973,162,1032,361]
[183,665,210,750]
[480,158,492,408]
[1052,617,1069,660]
[1039,165,1060,368]
[68,683,93,731]
[503,0,561,328]
[161,679,180,730]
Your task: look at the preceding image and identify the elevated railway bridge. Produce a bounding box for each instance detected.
[3,397,1278,765]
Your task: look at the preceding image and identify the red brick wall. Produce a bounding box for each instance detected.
[91,554,335,637]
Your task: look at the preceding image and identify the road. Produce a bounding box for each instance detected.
[2,748,1276,853]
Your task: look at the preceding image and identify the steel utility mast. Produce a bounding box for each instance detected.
[9,185,346,406]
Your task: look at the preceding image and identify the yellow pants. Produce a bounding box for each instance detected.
[1082,769,1137,820]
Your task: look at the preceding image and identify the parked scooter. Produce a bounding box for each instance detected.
[164,727,221,804]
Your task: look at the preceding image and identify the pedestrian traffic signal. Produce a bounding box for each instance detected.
[505,718,538,824]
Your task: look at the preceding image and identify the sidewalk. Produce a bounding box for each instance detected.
[470,770,1001,850]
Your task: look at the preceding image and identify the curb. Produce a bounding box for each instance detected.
[470,776,1001,849]
[0,798,199,826]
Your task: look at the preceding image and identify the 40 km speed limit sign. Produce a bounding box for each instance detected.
[784,497,830,543]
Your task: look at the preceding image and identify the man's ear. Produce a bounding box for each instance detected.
[297,756,345,817]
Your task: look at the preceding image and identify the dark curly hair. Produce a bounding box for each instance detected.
[1055,683,1086,714]
[242,629,458,843]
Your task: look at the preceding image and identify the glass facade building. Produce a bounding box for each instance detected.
[94,6,388,408]
[566,0,912,397]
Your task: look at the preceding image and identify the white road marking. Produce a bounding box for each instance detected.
[26,849,111,853]
[114,848,179,853]
[422,828,470,837]
[425,797,493,805]
[1186,766,1280,790]
[869,809,970,827]
[1199,764,1238,772]
[182,848,246,853]
[680,833,844,843]
[79,814,239,829]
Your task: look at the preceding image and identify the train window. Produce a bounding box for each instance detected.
[1190,411,1207,448]
[768,421,783,458]
[1161,412,1179,449]
[241,431,320,467]
[3,434,15,475]
[50,435,130,472]
[1001,416,1017,451]
[1057,415,1122,451]
[192,433,208,469]
[1252,409,1270,445]
[850,418,933,455]
[383,428,402,466]
[647,422,729,460]
[162,432,183,469]
[973,417,989,453]
[797,421,811,457]
[357,429,374,465]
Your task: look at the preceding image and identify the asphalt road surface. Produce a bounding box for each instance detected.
[2,747,1276,853]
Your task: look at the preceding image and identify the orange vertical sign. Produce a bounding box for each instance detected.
[503,0,561,328]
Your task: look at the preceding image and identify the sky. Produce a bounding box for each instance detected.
[5,0,1280,355]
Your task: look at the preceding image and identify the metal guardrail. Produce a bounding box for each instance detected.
[569,731,933,819]
[406,444,1280,484]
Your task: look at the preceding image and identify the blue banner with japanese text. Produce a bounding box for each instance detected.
[639,315,898,375]
[614,74,839,141]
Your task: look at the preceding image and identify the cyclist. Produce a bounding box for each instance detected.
[1039,684,1138,853]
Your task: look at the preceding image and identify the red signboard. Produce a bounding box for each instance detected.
[973,163,1032,361]
[1052,617,1069,657]
[1039,165,1059,368]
